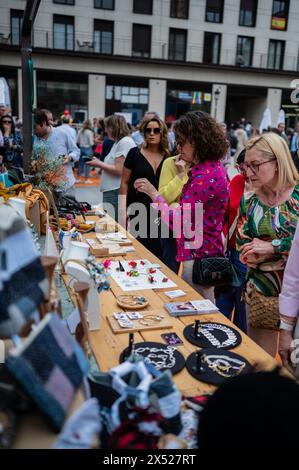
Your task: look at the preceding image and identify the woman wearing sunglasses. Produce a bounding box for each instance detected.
[119,117,170,259]
[237,132,299,356]
[0,115,23,168]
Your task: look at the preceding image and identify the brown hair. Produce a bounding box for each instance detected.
[173,111,229,162]
[246,132,299,190]
[140,118,171,157]
[104,114,130,141]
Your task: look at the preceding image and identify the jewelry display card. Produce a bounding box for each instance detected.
[108,259,177,291]
[107,310,173,334]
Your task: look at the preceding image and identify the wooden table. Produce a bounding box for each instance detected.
[13,212,278,448]
[81,214,278,397]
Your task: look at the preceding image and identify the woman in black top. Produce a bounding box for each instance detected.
[120,117,170,259]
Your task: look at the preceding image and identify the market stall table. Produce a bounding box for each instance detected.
[81,214,278,397]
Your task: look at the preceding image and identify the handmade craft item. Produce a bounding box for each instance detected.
[107,310,172,334]
[186,348,252,385]
[73,281,92,358]
[110,259,177,291]
[116,294,149,310]
[183,321,242,350]
[119,341,185,375]
[6,313,89,431]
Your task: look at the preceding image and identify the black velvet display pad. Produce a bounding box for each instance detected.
[183,322,242,350]
[186,348,252,386]
[119,341,185,375]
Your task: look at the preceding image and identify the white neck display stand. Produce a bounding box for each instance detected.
[9,197,27,221]
[64,242,100,331]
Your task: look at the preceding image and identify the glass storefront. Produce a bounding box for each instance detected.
[106,76,149,125]
[166,81,212,122]
[37,71,88,122]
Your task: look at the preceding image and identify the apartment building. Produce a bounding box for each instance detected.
[0,0,298,127]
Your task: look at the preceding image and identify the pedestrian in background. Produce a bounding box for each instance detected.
[77,119,94,179]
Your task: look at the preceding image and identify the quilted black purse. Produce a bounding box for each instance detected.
[192,255,233,286]
[192,200,233,287]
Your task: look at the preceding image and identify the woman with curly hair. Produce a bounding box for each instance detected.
[134,111,230,301]
[119,116,170,258]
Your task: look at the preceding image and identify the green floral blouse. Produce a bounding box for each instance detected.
[236,185,299,297]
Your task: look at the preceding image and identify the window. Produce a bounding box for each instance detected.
[94,0,114,9]
[133,0,153,15]
[94,20,113,54]
[239,0,258,27]
[203,32,221,64]
[170,0,189,19]
[271,0,289,31]
[53,0,75,4]
[267,39,285,69]
[169,28,187,61]
[236,36,254,66]
[205,0,224,23]
[11,10,23,46]
[53,15,74,50]
[132,24,151,58]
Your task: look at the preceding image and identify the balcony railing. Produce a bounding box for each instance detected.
[0,24,298,73]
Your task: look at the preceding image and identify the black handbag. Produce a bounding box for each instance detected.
[192,200,234,287]
[192,255,233,286]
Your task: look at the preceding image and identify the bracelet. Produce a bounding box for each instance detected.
[139,314,164,326]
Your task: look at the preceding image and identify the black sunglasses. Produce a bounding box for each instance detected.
[145,127,161,135]
[2,120,12,124]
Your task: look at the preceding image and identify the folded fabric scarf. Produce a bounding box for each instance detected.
[6,313,89,431]
[0,204,48,336]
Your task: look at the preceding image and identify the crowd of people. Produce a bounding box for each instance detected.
[1,103,299,366]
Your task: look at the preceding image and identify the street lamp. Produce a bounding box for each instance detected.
[213,87,221,120]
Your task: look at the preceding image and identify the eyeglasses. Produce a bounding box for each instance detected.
[2,120,12,124]
[239,158,276,175]
[145,127,161,135]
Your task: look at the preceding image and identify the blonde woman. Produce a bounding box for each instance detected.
[119,117,170,258]
[87,115,136,221]
[237,132,299,356]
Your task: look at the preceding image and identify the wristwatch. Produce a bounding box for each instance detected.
[271,239,281,254]
[277,319,294,332]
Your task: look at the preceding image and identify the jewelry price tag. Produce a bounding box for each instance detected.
[118,319,134,329]
[113,312,128,320]
[127,312,143,320]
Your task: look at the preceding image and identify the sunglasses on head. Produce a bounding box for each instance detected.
[145,127,161,135]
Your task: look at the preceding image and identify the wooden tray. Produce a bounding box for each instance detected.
[107,311,173,334]
[96,232,133,246]
[116,294,149,310]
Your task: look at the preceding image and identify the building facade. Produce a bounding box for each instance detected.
[0,0,298,127]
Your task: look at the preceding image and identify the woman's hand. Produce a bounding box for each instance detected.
[240,238,274,261]
[279,329,296,373]
[85,156,102,168]
[174,155,188,179]
[134,178,159,200]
